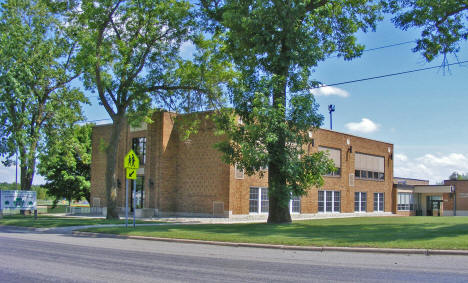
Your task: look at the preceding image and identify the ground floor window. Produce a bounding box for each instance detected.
[354,192,367,212]
[290,195,301,213]
[318,190,341,213]
[131,176,144,210]
[250,187,268,213]
[250,188,301,214]
[397,192,414,211]
[374,192,384,212]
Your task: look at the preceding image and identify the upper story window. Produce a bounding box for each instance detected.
[318,146,341,176]
[132,137,146,165]
[355,153,384,181]
[235,164,245,179]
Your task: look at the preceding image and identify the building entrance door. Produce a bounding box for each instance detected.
[431,200,442,216]
[426,196,442,216]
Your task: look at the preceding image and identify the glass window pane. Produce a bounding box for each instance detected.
[361,192,367,212]
[261,188,269,213]
[374,193,378,211]
[334,191,340,212]
[354,192,360,212]
[318,191,324,212]
[291,195,301,213]
[249,188,259,213]
[326,191,332,212]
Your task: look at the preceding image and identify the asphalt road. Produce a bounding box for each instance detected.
[1,226,468,282]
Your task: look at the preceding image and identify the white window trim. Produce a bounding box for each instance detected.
[289,196,301,214]
[354,192,367,213]
[318,190,341,213]
[374,193,385,212]
[249,187,268,214]
[397,192,414,211]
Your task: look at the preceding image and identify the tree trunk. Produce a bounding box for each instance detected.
[19,147,36,215]
[19,148,35,191]
[105,114,125,219]
[267,61,292,224]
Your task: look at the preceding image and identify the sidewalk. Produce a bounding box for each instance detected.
[41,211,396,224]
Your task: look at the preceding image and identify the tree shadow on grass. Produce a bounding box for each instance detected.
[101,217,468,249]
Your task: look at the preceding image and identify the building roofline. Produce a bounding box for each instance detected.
[394,177,430,182]
[92,122,113,128]
[317,127,393,145]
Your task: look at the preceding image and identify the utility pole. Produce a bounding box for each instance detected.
[328,104,335,130]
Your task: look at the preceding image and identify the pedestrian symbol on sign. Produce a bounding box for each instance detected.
[124,150,139,170]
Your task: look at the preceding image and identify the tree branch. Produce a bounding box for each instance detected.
[94,1,124,119]
[435,5,468,28]
[305,0,329,12]
[146,85,210,93]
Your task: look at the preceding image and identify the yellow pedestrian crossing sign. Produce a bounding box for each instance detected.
[126,168,137,180]
[124,150,139,169]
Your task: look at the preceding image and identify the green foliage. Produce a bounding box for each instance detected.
[0,0,86,190]
[69,0,235,218]
[449,171,468,180]
[203,0,382,222]
[386,0,468,62]
[38,124,92,205]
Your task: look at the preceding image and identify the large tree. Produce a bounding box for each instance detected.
[71,0,234,219]
[0,0,85,191]
[387,0,468,62]
[202,0,382,223]
[38,124,92,206]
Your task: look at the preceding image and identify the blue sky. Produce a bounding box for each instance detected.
[1,17,468,185]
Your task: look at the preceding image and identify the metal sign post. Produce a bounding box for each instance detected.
[125,179,129,228]
[124,149,139,229]
[133,180,136,228]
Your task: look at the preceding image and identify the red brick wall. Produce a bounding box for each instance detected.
[91,114,394,216]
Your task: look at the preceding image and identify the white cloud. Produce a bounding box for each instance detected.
[310,85,350,98]
[394,152,468,184]
[395,153,408,162]
[345,118,380,134]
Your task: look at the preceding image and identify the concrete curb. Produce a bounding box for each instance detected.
[71,231,468,256]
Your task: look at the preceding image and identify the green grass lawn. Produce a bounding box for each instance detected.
[0,215,153,228]
[82,216,468,250]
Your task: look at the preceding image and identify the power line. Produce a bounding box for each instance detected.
[76,118,112,124]
[315,60,468,88]
[363,40,415,52]
[330,40,415,58]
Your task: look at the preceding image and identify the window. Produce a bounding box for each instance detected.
[235,164,244,179]
[355,153,384,181]
[397,193,414,211]
[318,147,341,177]
[130,176,144,210]
[290,195,301,213]
[374,193,384,212]
[318,190,341,213]
[132,137,147,165]
[249,187,268,213]
[354,192,367,212]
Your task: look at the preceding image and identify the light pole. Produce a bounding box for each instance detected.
[15,151,18,190]
[328,104,335,130]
